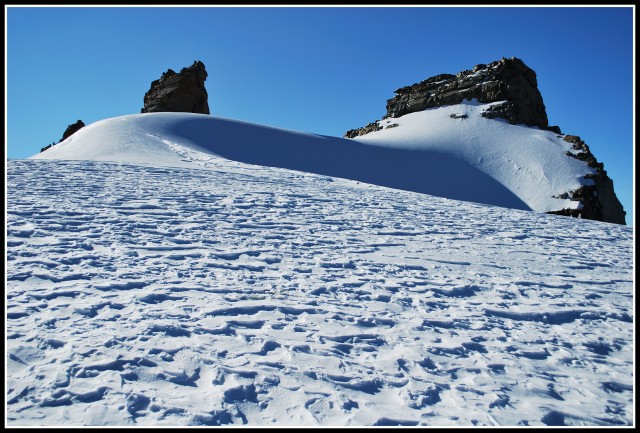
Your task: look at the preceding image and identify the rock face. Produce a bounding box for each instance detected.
[346,57,556,139]
[548,135,626,224]
[141,60,209,114]
[344,57,626,225]
[40,120,85,153]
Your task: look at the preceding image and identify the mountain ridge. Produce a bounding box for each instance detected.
[35,58,626,224]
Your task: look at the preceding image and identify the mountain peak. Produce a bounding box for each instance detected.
[344,58,625,224]
[347,57,556,139]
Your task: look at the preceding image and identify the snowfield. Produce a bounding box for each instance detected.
[32,102,595,215]
[6,109,634,426]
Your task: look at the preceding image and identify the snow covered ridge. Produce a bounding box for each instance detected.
[6,158,634,426]
[343,57,626,225]
[32,105,605,219]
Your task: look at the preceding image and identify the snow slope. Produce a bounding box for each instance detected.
[6,155,634,426]
[31,102,595,214]
[8,107,634,426]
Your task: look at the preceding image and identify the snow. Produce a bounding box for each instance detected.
[7,107,634,426]
[354,100,595,213]
[32,102,594,215]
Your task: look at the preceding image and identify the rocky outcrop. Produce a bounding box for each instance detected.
[40,120,85,153]
[40,142,56,153]
[141,60,209,114]
[345,57,559,139]
[548,135,626,224]
[344,57,626,225]
[61,120,85,141]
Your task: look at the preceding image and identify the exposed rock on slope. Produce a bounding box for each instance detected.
[548,135,626,223]
[345,57,625,224]
[346,57,555,138]
[40,120,85,153]
[141,60,210,114]
[61,120,86,141]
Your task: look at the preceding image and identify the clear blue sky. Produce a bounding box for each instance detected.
[5,6,634,225]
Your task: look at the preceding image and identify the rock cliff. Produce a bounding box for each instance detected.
[346,57,556,138]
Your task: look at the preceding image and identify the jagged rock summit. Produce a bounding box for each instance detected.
[345,57,625,225]
[141,60,210,115]
[346,57,556,138]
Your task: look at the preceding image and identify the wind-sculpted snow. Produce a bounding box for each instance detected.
[6,159,633,426]
[32,106,593,214]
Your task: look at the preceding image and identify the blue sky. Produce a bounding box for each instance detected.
[5,6,634,225]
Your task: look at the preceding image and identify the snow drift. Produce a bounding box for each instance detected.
[32,101,594,215]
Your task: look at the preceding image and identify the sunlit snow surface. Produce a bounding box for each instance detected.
[7,158,633,426]
[31,103,594,214]
[8,109,634,426]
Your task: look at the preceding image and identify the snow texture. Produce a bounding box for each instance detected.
[7,108,634,426]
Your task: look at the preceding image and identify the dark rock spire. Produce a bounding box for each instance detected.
[141,60,210,115]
